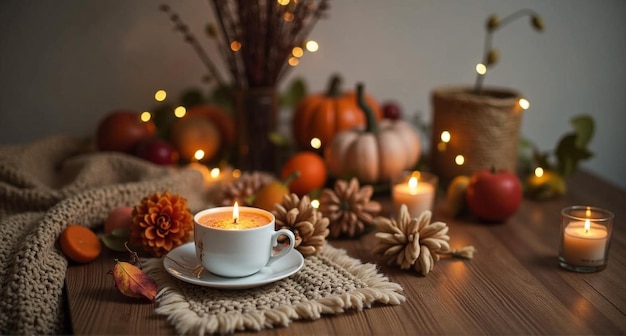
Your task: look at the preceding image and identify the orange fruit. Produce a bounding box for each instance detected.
[280,151,327,196]
[446,175,470,217]
[253,182,290,211]
[59,225,102,263]
[253,171,301,211]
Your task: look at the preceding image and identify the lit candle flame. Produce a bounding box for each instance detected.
[408,176,418,189]
[534,167,544,178]
[584,219,590,234]
[233,202,239,224]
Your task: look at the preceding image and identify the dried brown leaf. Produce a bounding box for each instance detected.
[111,260,157,301]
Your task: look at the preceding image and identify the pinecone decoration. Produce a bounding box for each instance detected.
[373,204,450,276]
[212,171,275,206]
[273,194,329,257]
[319,178,381,238]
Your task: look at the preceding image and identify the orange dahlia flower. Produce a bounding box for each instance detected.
[130,191,193,257]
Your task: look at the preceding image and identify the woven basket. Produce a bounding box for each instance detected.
[430,86,523,183]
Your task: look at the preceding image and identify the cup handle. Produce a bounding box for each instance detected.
[267,229,296,266]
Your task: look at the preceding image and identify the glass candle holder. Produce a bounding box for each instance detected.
[559,206,614,273]
[391,171,438,218]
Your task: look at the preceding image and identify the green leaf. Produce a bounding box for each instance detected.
[179,88,206,108]
[280,77,308,108]
[519,136,534,152]
[151,103,176,139]
[268,131,292,148]
[532,149,552,171]
[209,85,234,114]
[518,137,535,168]
[101,228,131,252]
[570,114,594,148]
[555,133,594,177]
[111,227,131,238]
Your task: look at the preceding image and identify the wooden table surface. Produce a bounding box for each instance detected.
[65,170,626,335]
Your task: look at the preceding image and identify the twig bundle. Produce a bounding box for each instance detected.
[162,0,329,89]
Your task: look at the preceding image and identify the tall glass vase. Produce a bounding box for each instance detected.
[234,87,279,173]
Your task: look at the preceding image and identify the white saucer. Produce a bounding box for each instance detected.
[163,243,304,289]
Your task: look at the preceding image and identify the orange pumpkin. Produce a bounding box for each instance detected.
[325,83,421,184]
[292,75,382,150]
[169,115,221,163]
[184,104,236,146]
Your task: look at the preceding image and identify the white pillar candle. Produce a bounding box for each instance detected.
[392,174,436,217]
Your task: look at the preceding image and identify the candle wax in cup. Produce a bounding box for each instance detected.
[198,211,270,230]
[562,221,608,266]
[392,182,435,217]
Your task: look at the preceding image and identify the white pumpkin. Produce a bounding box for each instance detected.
[325,84,421,184]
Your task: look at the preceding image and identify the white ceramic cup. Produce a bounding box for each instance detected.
[193,206,295,278]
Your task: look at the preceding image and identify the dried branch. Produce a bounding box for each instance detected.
[159,5,229,88]
[164,0,328,89]
[474,8,544,94]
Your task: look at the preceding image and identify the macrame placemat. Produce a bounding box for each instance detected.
[143,244,405,334]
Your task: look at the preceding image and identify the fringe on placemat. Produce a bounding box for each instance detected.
[143,244,405,334]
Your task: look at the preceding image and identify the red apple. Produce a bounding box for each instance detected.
[136,138,179,165]
[96,110,156,153]
[465,168,523,222]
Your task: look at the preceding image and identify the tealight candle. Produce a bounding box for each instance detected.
[193,204,295,277]
[197,202,270,230]
[187,163,232,185]
[187,163,233,195]
[559,206,614,273]
[391,171,438,217]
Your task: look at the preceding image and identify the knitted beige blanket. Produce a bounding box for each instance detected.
[0,135,205,334]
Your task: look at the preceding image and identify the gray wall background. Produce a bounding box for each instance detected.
[1,0,624,189]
